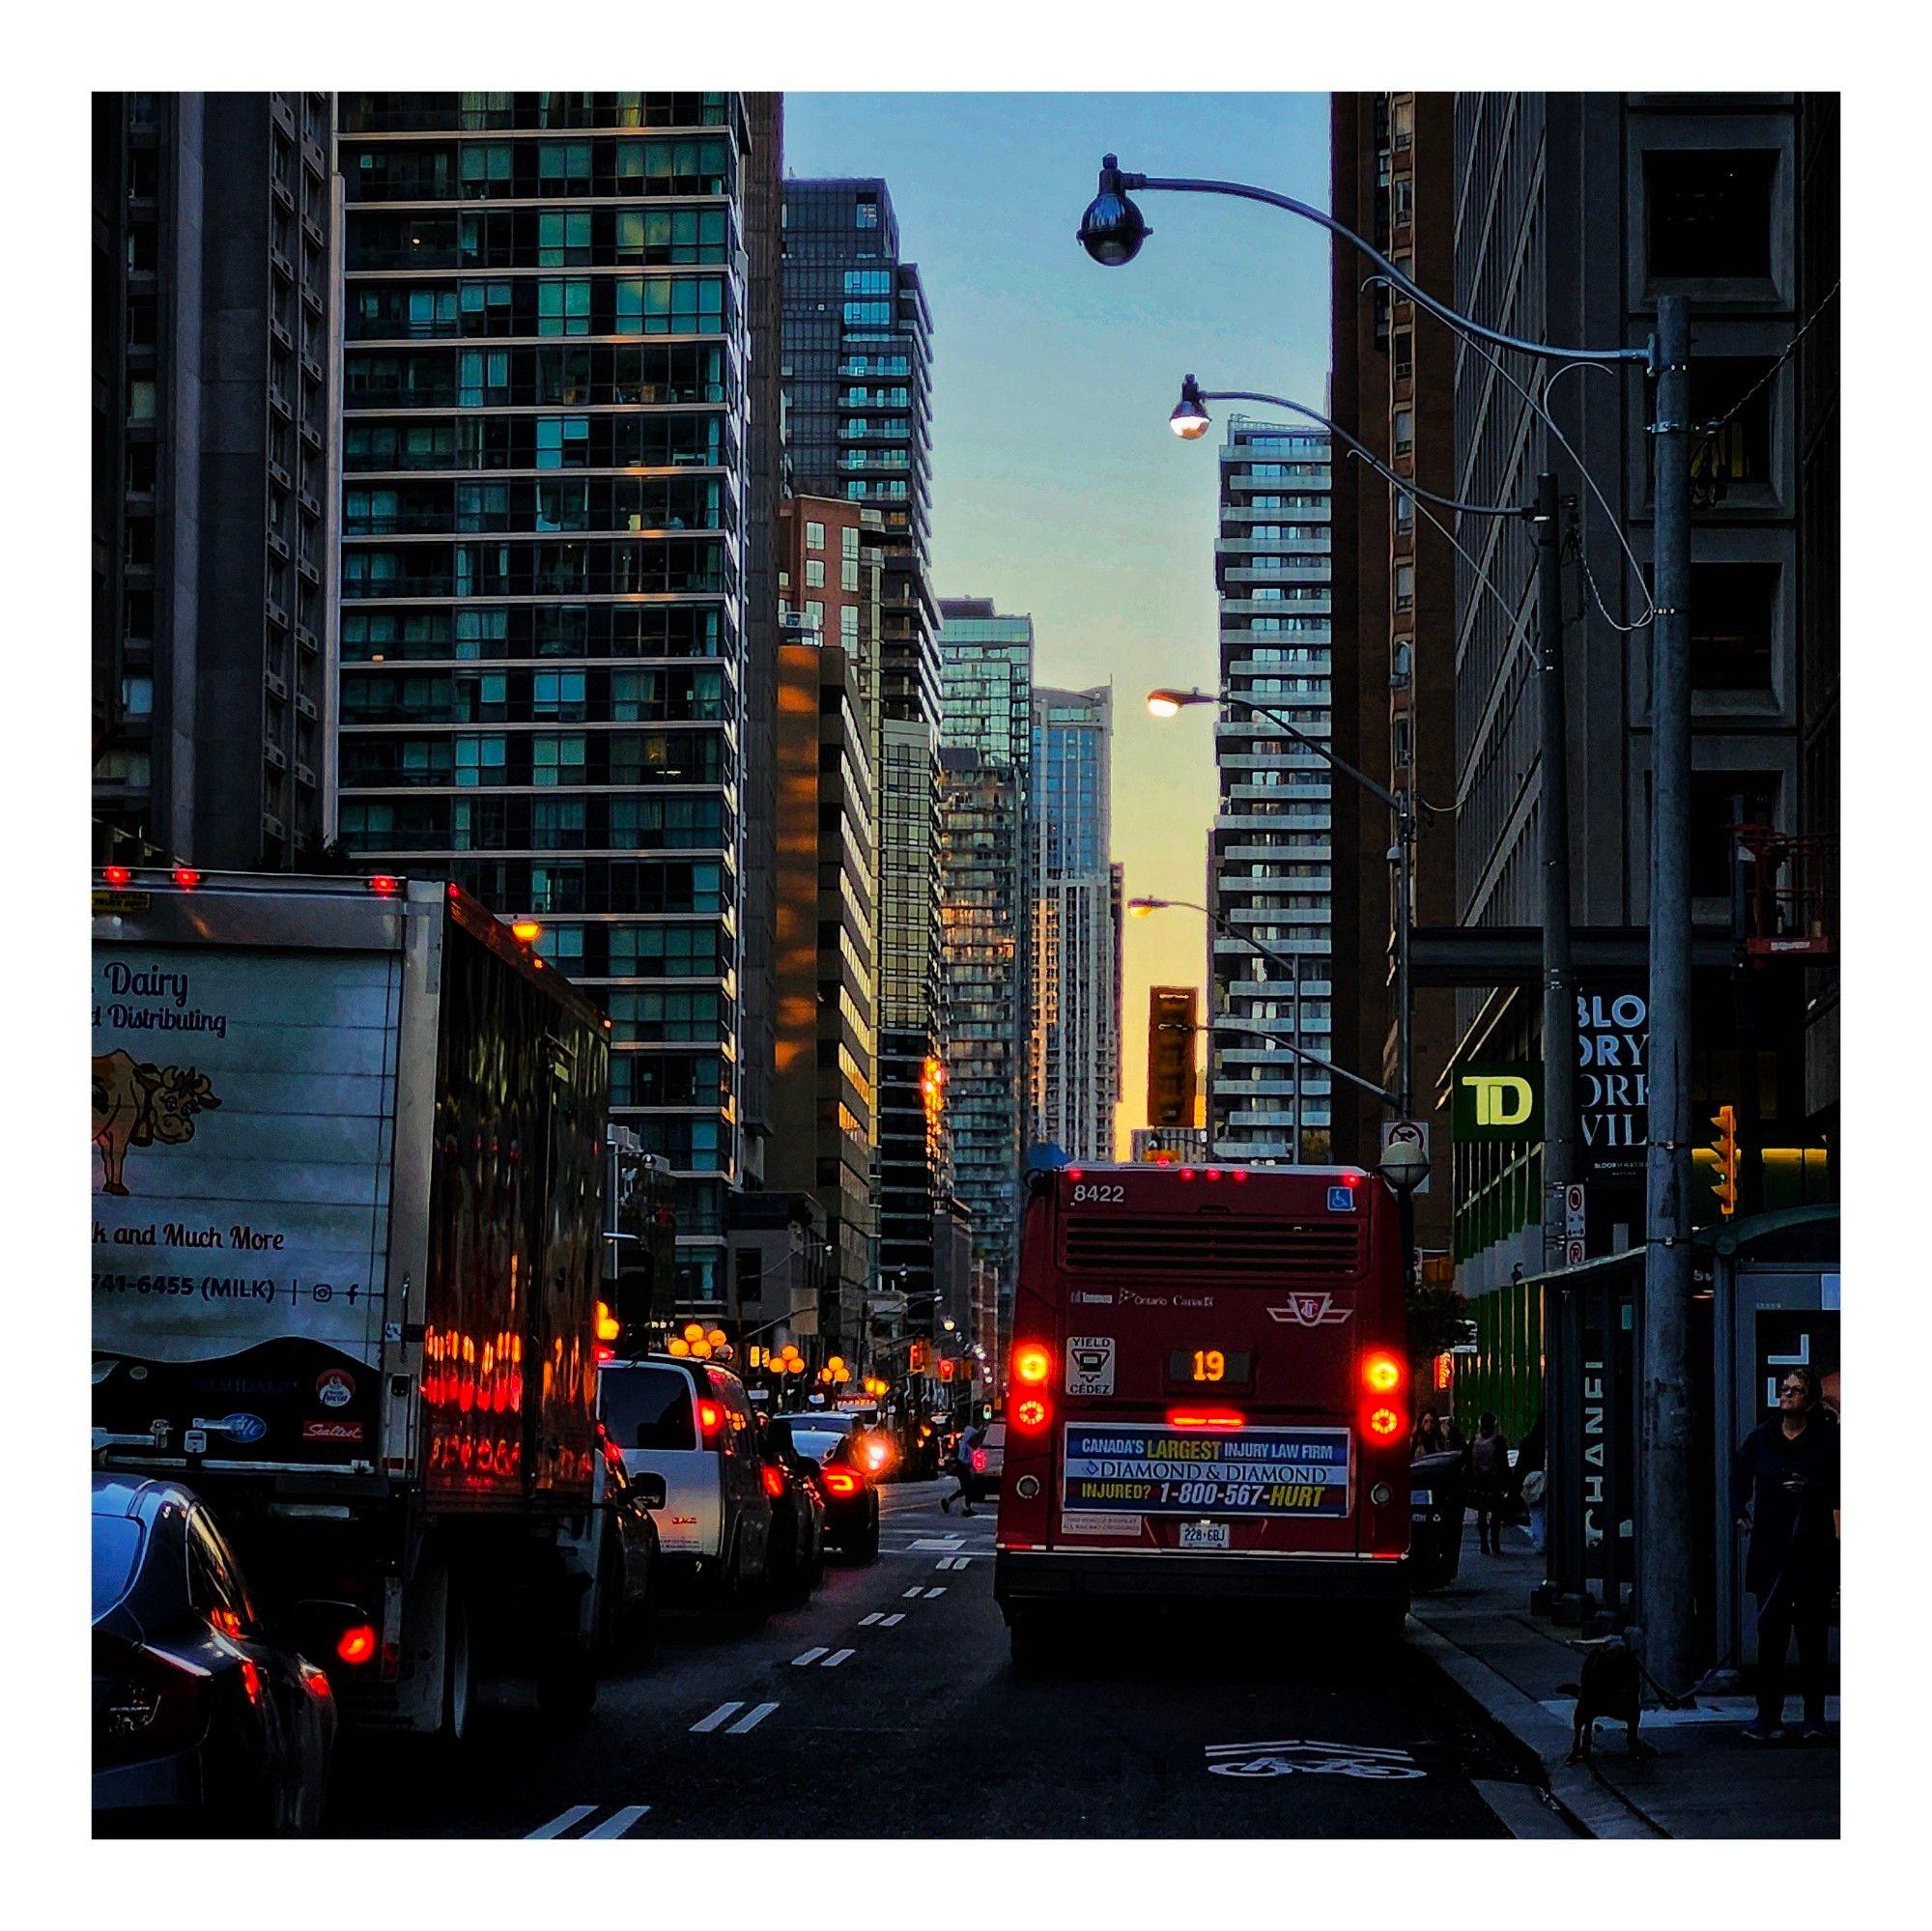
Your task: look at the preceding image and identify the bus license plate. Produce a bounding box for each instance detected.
[1179,1520,1231,1550]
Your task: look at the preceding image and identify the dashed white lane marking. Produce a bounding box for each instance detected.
[923,1586,947,1599]
[821,1647,856,1667]
[582,1803,652,1838]
[880,1612,905,1627]
[725,1701,780,1735]
[791,1647,829,1666]
[691,1700,745,1733]
[903,1586,924,1599]
[526,1803,598,1839]
[859,1611,883,1626]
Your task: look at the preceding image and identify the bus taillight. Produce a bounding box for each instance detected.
[1362,1350,1405,1394]
[1012,1396,1051,1434]
[1012,1341,1053,1386]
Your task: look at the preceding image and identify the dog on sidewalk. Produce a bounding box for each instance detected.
[1557,1631,1660,1765]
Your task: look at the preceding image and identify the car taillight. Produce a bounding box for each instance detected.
[336,1623,378,1666]
[697,1400,723,1440]
[95,1638,208,1767]
[821,1466,862,1496]
[761,1464,787,1498]
[1013,1397,1050,1433]
[1012,1341,1052,1385]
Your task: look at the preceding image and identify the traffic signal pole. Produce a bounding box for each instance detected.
[1641,295,1696,1695]
[1536,471,1577,1277]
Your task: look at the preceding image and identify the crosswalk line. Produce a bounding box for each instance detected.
[791,1646,829,1666]
[725,1701,780,1735]
[526,1803,598,1839]
[691,1700,745,1733]
[822,1647,855,1667]
[582,1804,651,1839]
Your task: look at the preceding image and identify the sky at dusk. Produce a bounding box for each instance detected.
[784,93,1334,1154]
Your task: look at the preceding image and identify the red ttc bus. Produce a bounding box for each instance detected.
[993,1161,1411,1665]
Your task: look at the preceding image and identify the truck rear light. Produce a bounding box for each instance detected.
[696,1399,724,1440]
[367,873,400,895]
[1013,1396,1050,1433]
[1167,1409,1247,1429]
[1011,1341,1052,1385]
[102,866,131,887]
[172,866,201,890]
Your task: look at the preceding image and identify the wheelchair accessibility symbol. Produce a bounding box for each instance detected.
[1204,1739,1427,1780]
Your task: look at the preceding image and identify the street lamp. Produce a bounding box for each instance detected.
[1087,151,1698,1692]
[1165,376,1575,1273]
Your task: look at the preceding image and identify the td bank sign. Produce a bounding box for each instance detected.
[1453,1064,1543,1143]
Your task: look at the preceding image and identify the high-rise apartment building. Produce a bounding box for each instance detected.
[782,178,942,1325]
[1328,92,1458,1257]
[1207,420,1337,1164]
[1030,685,1119,1161]
[94,92,340,872]
[936,598,1035,1315]
[772,495,880,1352]
[1446,94,1838,1295]
[332,91,781,1309]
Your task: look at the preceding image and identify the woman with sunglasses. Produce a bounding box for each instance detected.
[1732,1364,1840,1744]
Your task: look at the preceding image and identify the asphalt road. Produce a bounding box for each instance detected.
[327,1482,1542,1838]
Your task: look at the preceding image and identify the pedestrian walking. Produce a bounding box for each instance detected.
[1734,1365,1840,1743]
[1468,1411,1511,1555]
[942,1418,980,1517]
[1516,1409,1548,1554]
[1439,1412,1466,1454]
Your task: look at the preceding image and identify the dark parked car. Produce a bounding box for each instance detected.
[1406,1447,1468,1592]
[766,1415,881,1563]
[756,1419,828,1607]
[93,1474,337,1836]
[590,1414,665,1662]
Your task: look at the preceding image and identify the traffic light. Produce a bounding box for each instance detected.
[1710,1104,1739,1219]
[938,1358,955,1382]
[979,1401,994,1425]
[908,1340,930,1374]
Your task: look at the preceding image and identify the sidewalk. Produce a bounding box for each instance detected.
[1408,1519,1840,1839]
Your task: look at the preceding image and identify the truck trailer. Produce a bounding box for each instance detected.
[92,869,613,1740]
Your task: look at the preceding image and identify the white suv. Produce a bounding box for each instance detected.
[597,1358,772,1623]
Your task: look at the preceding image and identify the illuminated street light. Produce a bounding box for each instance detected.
[1169,373,1212,440]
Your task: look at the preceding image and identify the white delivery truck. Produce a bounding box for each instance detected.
[92,869,614,1741]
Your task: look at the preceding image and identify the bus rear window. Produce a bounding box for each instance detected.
[599,1366,696,1451]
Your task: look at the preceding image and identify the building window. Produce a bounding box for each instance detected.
[1391,639,1412,686]
[805,558,825,588]
[841,558,859,593]
[1689,562,1776,691]
[855,197,879,229]
[128,379,157,424]
[1393,177,1413,230]
[840,606,859,643]
[1392,331,1412,383]
[1394,492,1414,534]
[1392,99,1412,151]
[805,521,825,552]
[1393,407,1413,457]
[1645,150,1777,280]
[1394,562,1414,611]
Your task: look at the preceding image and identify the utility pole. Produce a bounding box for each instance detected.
[1641,294,1695,1693]
[1537,471,1577,1275]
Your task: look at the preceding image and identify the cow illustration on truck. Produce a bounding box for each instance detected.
[91,1050,221,1196]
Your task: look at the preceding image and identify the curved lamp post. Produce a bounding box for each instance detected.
[1088,149,1697,1691]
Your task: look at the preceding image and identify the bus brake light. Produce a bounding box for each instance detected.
[1365,1406,1403,1439]
[1012,1342,1052,1385]
[1167,1410,1246,1429]
[1362,1350,1405,1394]
[1013,1397,1050,1433]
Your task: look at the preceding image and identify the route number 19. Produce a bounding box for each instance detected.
[1191,1349,1226,1382]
